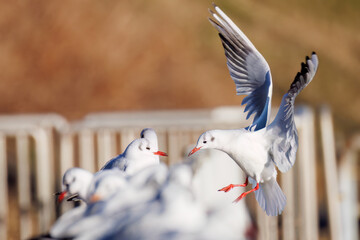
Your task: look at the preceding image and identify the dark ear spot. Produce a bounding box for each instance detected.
[146,147,150,150]
[211,137,215,141]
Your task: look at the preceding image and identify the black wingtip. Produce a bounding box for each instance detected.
[212,2,218,8]
[300,62,308,75]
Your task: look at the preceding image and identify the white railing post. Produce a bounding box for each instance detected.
[0,134,7,240]
[97,129,117,169]
[79,129,96,172]
[281,167,296,240]
[59,132,76,214]
[296,106,318,240]
[59,132,75,177]
[339,146,359,240]
[167,129,182,164]
[16,132,32,239]
[256,209,278,240]
[34,128,55,232]
[320,106,342,240]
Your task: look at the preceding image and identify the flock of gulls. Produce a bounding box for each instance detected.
[36,4,319,240]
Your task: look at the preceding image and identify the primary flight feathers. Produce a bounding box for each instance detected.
[209,4,273,131]
[267,52,318,172]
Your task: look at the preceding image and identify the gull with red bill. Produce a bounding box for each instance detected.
[189,4,319,216]
[50,169,128,238]
[101,129,168,175]
[56,128,167,203]
[56,167,93,204]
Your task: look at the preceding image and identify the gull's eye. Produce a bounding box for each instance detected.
[146,147,150,150]
[203,140,207,144]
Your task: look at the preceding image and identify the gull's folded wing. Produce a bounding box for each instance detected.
[209,4,273,130]
[267,52,318,172]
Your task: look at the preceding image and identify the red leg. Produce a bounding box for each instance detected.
[218,177,249,192]
[233,183,259,203]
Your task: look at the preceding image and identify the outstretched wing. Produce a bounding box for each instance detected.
[209,4,273,130]
[267,52,319,172]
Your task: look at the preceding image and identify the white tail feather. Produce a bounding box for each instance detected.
[249,177,286,216]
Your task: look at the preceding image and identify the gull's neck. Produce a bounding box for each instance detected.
[210,129,244,153]
[78,173,94,200]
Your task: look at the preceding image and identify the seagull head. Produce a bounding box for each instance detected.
[140,128,159,150]
[126,138,168,159]
[57,168,93,203]
[188,131,217,156]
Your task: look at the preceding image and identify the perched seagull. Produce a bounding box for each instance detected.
[56,168,127,203]
[50,169,128,238]
[58,128,165,202]
[189,4,319,216]
[56,168,93,203]
[101,137,167,175]
[53,165,169,240]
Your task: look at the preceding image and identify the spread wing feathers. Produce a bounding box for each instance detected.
[267,52,318,172]
[209,4,273,130]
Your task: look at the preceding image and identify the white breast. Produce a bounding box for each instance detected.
[223,130,271,181]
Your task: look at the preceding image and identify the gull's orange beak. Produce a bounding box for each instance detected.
[188,146,202,156]
[153,151,168,156]
[57,190,68,203]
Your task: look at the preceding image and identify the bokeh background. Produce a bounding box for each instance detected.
[0,0,359,134]
[1,0,360,239]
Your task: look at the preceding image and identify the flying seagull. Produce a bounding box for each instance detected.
[189,4,318,216]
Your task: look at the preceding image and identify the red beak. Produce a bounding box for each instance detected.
[57,190,68,203]
[188,146,202,156]
[153,151,168,156]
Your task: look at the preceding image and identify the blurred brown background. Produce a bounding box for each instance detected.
[0,0,359,134]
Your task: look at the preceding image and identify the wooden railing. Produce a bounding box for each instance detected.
[0,106,357,239]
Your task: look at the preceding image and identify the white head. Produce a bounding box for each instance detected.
[124,138,167,159]
[58,167,93,202]
[188,130,218,156]
[140,128,159,151]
